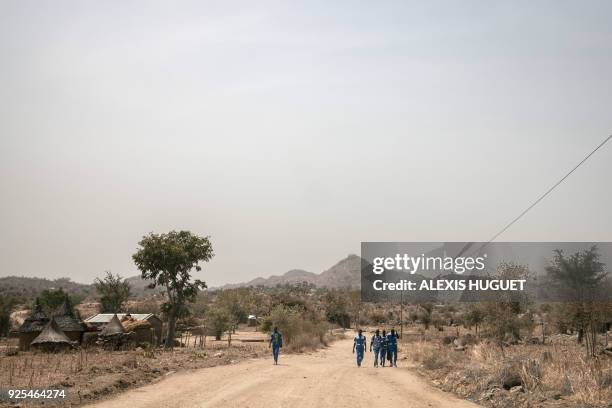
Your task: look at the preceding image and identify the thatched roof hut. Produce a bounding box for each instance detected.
[53,299,84,331]
[86,313,162,345]
[18,299,50,350]
[52,299,84,342]
[100,314,125,336]
[122,317,151,332]
[30,318,74,352]
[19,299,49,333]
[121,316,155,344]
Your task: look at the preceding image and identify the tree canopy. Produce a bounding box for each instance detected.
[132,230,213,348]
[94,271,132,313]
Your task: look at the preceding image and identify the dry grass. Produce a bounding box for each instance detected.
[0,339,268,407]
[0,326,343,407]
[402,328,612,407]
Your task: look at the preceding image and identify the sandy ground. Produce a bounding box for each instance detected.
[86,339,480,408]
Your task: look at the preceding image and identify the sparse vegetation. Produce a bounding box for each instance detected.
[0,295,18,337]
[403,326,612,407]
[132,230,213,348]
[94,271,132,313]
[0,335,268,406]
[2,247,611,408]
[206,307,231,340]
[546,246,612,356]
[38,288,81,315]
[263,304,329,352]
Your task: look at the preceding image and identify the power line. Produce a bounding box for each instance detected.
[483,132,612,246]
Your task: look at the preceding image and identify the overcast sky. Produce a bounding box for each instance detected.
[1,1,611,286]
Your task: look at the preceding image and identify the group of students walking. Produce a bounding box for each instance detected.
[270,326,398,368]
[353,328,398,368]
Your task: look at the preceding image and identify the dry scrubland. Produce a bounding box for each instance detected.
[0,333,269,408]
[402,327,612,408]
[0,327,344,408]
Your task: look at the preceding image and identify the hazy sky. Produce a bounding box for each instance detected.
[1,1,611,287]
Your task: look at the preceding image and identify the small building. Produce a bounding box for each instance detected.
[53,300,85,343]
[81,322,101,348]
[121,315,156,344]
[247,315,258,327]
[100,314,125,336]
[30,318,74,352]
[18,299,49,351]
[85,313,162,345]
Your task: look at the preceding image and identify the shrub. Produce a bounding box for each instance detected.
[206,307,231,340]
[265,305,329,352]
[422,349,447,370]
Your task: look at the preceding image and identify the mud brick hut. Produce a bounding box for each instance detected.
[53,299,85,343]
[30,317,75,352]
[97,314,134,349]
[18,299,49,351]
[81,321,101,347]
[121,315,157,344]
[85,313,162,345]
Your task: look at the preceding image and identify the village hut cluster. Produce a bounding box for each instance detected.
[18,299,162,352]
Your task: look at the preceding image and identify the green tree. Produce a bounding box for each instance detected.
[0,295,19,337]
[94,271,132,313]
[418,303,434,330]
[464,305,485,336]
[132,230,213,348]
[322,290,351,328]
[481,262,531,353]
[215,289,249,327]
[38,288,71,315]
[206,306,230,340]
[546,246,610,356]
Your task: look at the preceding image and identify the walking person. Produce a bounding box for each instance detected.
[370,329,383,368]
[353,329,367,367]
[379,329,388,367]
[387,328,398,367]
[269,327,283,365]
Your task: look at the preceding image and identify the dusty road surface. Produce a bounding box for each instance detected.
[87,339,479,408]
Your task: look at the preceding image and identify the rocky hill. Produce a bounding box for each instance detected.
[1,254,364,301]
[220,254,362,289]
[0,276,93,302]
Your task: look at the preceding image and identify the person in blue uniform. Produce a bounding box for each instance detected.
[269,327,283,365]
[370,329,383,368]
[379,329,388,367]
[353,329,367,367]
[387,328,398,367]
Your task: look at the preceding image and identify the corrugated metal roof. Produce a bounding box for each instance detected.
[85,313,155,323]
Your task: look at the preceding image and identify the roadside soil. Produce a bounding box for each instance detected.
[0,337,268,408]
[85,338,479,408]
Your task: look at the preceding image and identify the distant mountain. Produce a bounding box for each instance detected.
[0,275,161,304]
[317,255,362,288]
[1,254,363,301]
[219,254,362,289]
[0,276,93,303]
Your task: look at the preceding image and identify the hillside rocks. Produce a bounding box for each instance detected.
[220,254,362,289]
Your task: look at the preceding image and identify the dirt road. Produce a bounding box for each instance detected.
[87,339,479,408]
